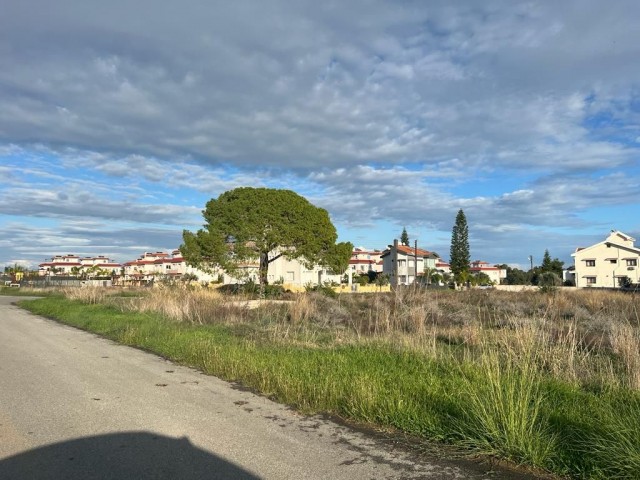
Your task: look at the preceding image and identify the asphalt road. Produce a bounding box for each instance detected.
[0,296,544,479]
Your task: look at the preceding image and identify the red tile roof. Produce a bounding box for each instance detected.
[381,244,436,258]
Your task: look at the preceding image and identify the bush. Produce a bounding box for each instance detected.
[538,272,562,293]
[304,282,338,298]
[217,281,285,299]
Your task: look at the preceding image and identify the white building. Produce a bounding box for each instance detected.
[123,251,220,285]
[349,247,384,275]
[572,230,640,288]
[39,254,121,277]
[381,239,439,287]
[470,260,507,285]
[122,248,343,289]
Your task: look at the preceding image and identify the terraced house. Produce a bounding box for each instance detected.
[572,230,640,288]
[39,254,121,277]
[123,249,343,289]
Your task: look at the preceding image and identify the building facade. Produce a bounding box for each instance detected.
[122,248,343,288]
[349,248,384,275]
[572,230,640,288]
[470,260,507,285]
[39,255,121,277]
[381,240,439,287]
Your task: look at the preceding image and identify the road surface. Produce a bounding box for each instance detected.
[0,296,543,479]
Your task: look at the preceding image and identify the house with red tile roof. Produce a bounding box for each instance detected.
[470,260,506,284]
[122,250,220,285]
[349,247,384,275]
[122,248,344,288]
[381,239,440,287]
[39,254,121,277]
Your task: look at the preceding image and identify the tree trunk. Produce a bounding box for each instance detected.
[259,251,269,285]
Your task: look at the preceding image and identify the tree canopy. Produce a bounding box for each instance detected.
[180,187,353,285]
[449,209,470,285]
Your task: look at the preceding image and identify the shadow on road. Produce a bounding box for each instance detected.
[0,431,258,479]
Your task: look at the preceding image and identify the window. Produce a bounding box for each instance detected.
[586,276,596,285]
[609,259,617,264]
[585,260,595,267]
[398,260,406,267]
[627,259,638,267]
[286,271,295,282]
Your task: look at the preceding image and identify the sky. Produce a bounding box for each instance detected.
[1,0,640,270]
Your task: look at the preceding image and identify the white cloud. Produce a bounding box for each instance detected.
[1,1,640,266]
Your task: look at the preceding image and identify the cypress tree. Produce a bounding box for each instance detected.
[400,227,409,246]
[541,249,552,271]
[450,209,470,285]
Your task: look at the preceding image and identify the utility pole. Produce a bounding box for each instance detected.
[414,239,418,288]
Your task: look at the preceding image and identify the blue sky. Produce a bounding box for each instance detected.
[1,0,639,270]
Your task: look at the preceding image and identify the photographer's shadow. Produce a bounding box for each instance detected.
[0,431,258,479]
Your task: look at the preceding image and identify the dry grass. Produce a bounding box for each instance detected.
[609,320,640,390]
[61,286,108,304]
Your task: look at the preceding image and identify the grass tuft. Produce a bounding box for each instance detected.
[455,327,556,467]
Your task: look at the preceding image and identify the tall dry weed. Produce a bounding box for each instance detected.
[287,294,317,324]
[62,286,107,304]
[609,320,640,390]
[131,286,238,324]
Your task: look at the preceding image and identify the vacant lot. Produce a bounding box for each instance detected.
[20,286,640,479]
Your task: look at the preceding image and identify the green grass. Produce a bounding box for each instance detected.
[454,344,556,467]
[18,295,640,479]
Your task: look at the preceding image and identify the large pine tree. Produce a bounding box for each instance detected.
[450,209,470,285]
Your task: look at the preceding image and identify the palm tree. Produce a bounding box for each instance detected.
[423,267,437,285]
